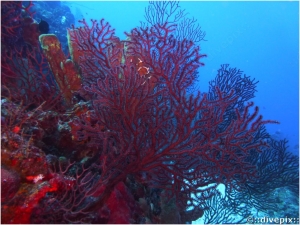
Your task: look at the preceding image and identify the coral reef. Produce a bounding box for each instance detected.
[1,1,298,224]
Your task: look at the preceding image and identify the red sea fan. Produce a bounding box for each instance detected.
[1,44,61,110]
[67,18,118,86]
[1,1,34,41]
[125,22,206,92]
[69,19,279,217]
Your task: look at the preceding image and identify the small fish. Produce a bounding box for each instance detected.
[39,19,49,34]
[138,66,150,76]
[136,58,150,76]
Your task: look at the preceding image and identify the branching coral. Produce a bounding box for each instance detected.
[67,18,279,222]
[1,1,34,45]
[144,1,206,43]
[1,45,59,109]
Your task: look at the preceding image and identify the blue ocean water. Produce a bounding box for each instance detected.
[64,1,299,156]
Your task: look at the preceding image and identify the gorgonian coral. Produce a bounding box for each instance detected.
[65,17,279,222]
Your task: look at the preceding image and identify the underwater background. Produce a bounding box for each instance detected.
[1,1,299,224]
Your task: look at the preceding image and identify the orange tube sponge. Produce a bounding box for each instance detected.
[39,34,81,105]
